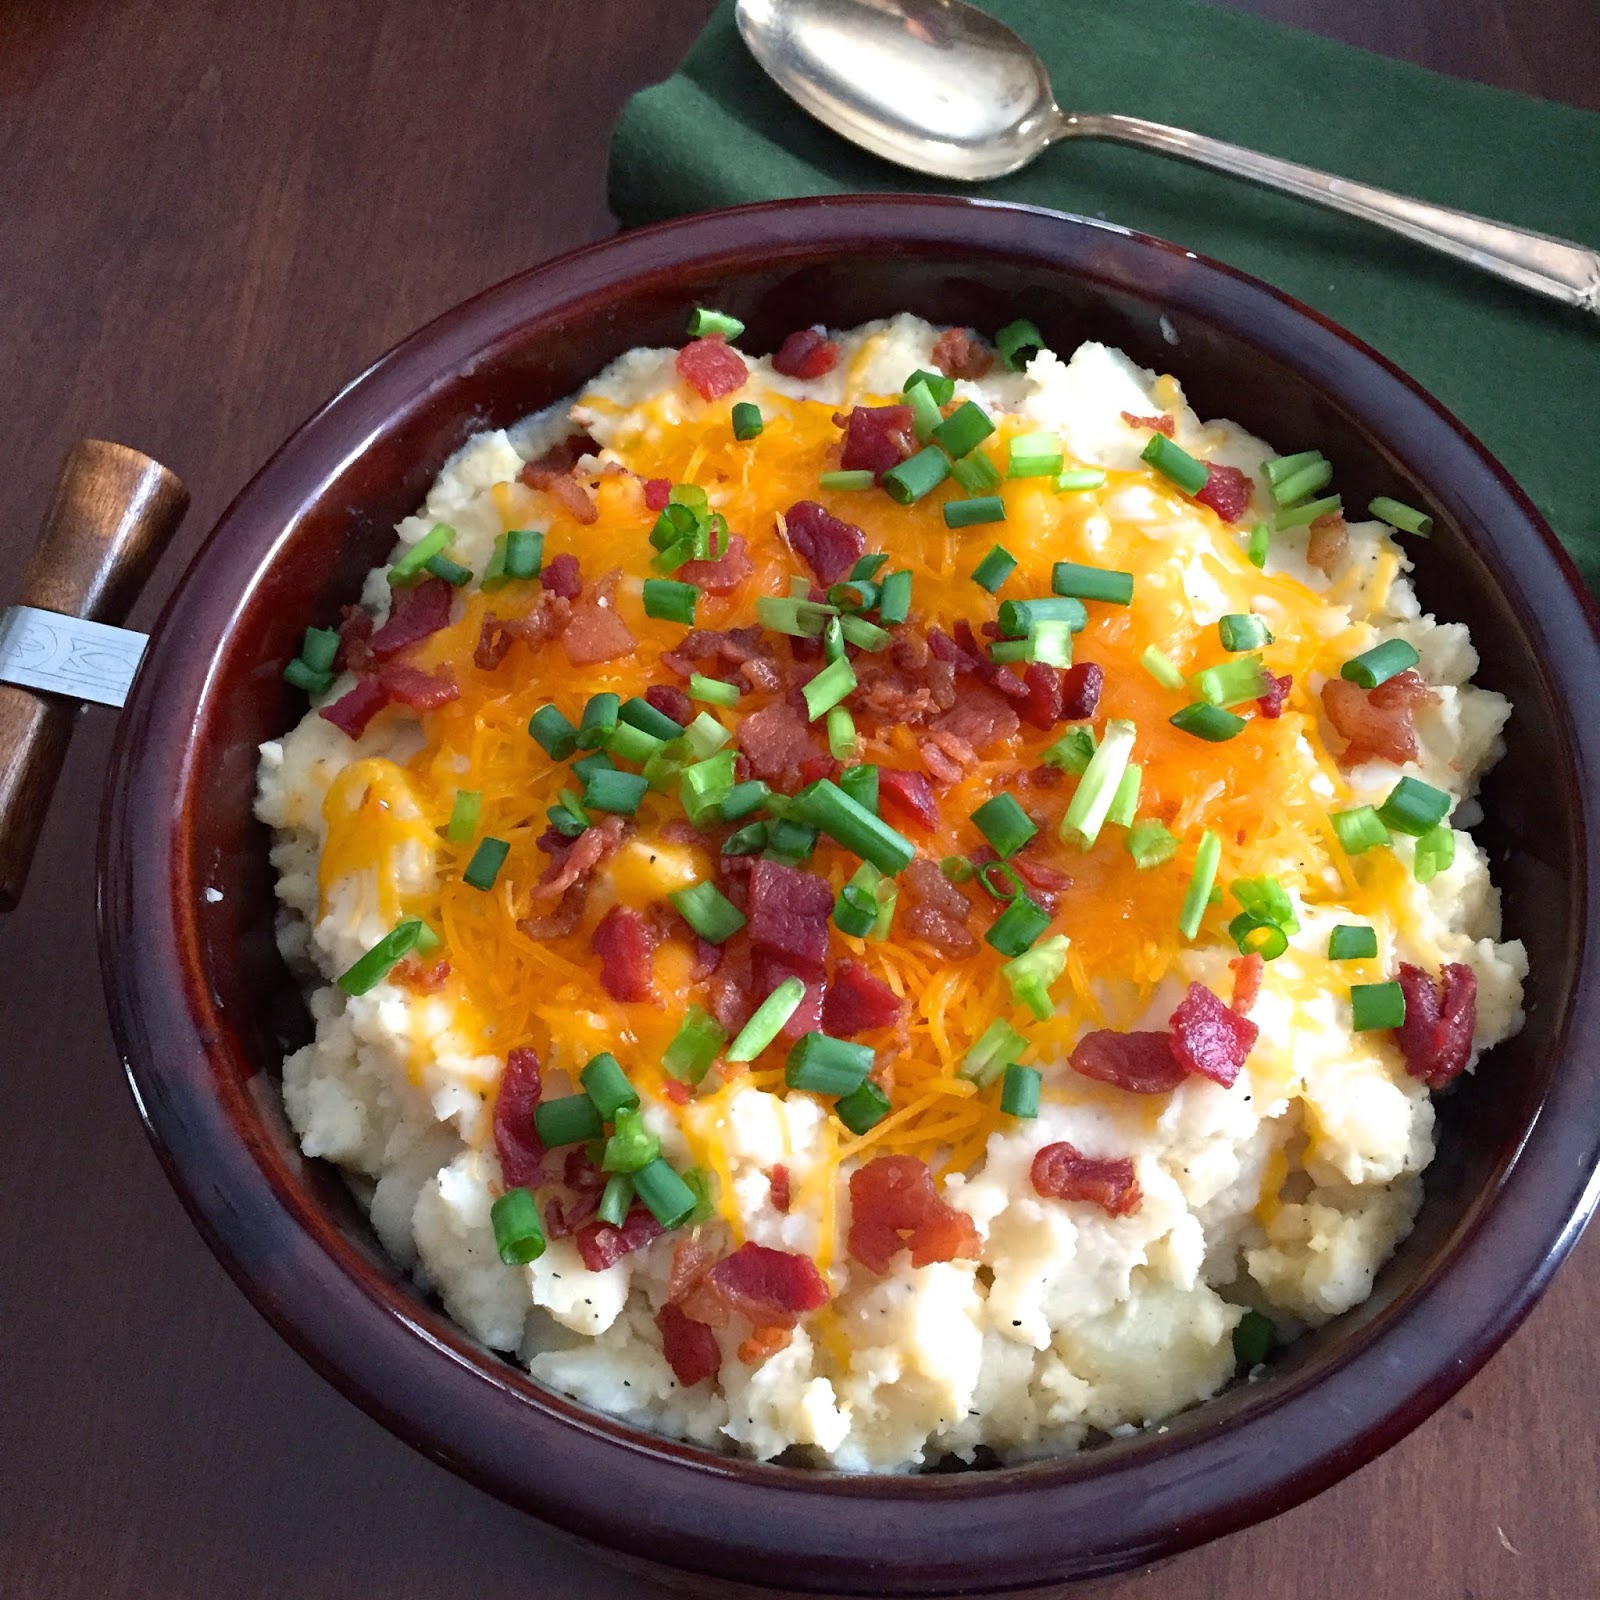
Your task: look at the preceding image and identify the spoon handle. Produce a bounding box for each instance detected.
[1067,112,1600,316]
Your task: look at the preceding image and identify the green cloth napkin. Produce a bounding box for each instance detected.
[609,0,1600,585]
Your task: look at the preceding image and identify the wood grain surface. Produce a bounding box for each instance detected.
[1,2,1595,1595]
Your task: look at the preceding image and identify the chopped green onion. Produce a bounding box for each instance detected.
[839,764,878,815]
[490,1188,546,1265]
[580,1053,639,1119]
[1233,876,1299,933]
[682,711,731,760]
[680,750,739,825]
[987,640,1032,665]
[877,570,912,625]
[1061,718,1136,849]
[687,306,743,338]
[528,704,580,759]
[828,578,878,612]
[1126,819,1179,870]
[388,524,453,584]
[1107,763,1141,829]
[1218,614,1273,652]
[1191,655,1273,708]
[882,445,952,505]
[840,614,891,651]
[819,469,876,492]
[944,495,1006,530]
[827,705,857,760]
[663,1006,728,1085]
[1351,981,1406,1032]
[976,859,1024,901]
[1140,645,1186,691]
[1413,824,1456,883]
[425,553,472,586]
[1247,521,1271,568]
[995,319,1046,371]
[1272,494,1342,532]
[1000,934,1069,1021]
[504,528,543,579]
[1140,434,1208,495]
[961,1018,1027,1087]
[802,656,857,720]
[1233,1308,1275,1370]
[534,1094,604,1147]
[462,836,510,892]
[755,595,836,637]
[986,893,1050,957]
[971,793,1038,858]
[282,658,333,695]
[582,767,649,816]
[785,1032,874,1096]
[941,855,976,884]
[643,578,698,627]
[298,626,340,674]
[931,401,995,459]
[971,545,1018,592]
[446,789,482,845]
[1264,450,1325,487]
[792,779,914,875]
[573,750,616,784]
[577,692,620,750]
[1369,497,1433,537]
[1007,430,1064,478]
[620,696,686,738]
[997,597,1087,637]
[904,379,945,443]
[1270,457,1333,508]
[670,881,747,943]
[597,1173,633,1228]
[1055,467,1107,493]
[833,882,877,938]
[632,1158,699,1228]
[687,674,740,709]
[1042,725,1096,776]
[1378,776,1452,837]
[1000,1063,1042,1118]
[835,1079,892,1134]
[765,817,820,864]
[546,791,588,837]
[1329,805,1390,857]
[852,553,890,581]
[1229,912,1288,960]
[1051,562,1134,606]
[726,977,808,1062]
[601,1106,661,1174]
[1179,829,1222,940]
[950,451,1001,493]
[731,401,763,441]
[902,368,955,406]
[1025,622,1074,667]
[680,1166,717,1226]
[1328,924,1378,961]
[719,780,770,823]
[337,918,427,996]
[1341,639,1421,690]
[1170,703,1247,742]
[722,821,769,856]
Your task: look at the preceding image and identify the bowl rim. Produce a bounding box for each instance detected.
[99,193,1600,1594]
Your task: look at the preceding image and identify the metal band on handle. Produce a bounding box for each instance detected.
[0,605,148,708]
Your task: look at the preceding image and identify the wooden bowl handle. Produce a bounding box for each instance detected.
[0,440,189,911]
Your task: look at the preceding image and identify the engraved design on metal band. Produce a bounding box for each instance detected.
[0,605,147,708]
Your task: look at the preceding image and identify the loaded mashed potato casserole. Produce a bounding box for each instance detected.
[256,312,1526,1472]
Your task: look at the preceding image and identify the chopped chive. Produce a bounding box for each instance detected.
[819,469,876,492]
[731,402,763,440]
[1272,494,1342,532]
[721,821,770,856]
[882,445,952,505]
[1331,805,1391,855]
[802,656,857,720]
[463,836,510,891]
[1042,725,1096,776]
[995,319,1046,371]
[1061,718,1136,849]
[996,597,1087,637]
[1000,1063,1042,1118]
[1023,621,1074,667]
[719,780,770,823]
[1341,639,1421,690]
[971,793,1038,858]
[1263,450,1325,486]
[945,495,1006,529]
[1369,496,1433,537]
[765,816,820,865]
[1140,645,1186,691]
[1270,457,1333,508]
[840,764,878,814]
[961,1017,1027,1087]
[931,401,996,460]
[726,977,808,1062]
[851,553,890,581]
[1378,776,1452,837]
[1218,614,1272,652]
[902,368,955,406]
[835,1079,892,1134]
[1007,430,1064,479]
[446,789,482,845]
[580,1053,639,1119]
[680,750,738,824]
[1191,655,1273,708]
[388,524,453,584]
[1140,434,1208,495]
[989,640,1032,664]
[1233,1308,1276,1370]
[528,704,579,759]
[601,1105,661,1174]
[828,578,878,612]
[755,594,837,637]
[504,528,543,579]
[950,451,1002,493]
[986,893,1050,957]
[1351,981,1406,1032]
[834,880,877,938]
[642,578,699,627]
[1229,912,1288,960]
[490,1188,546,1265]
[976,859,1024,901]
[1055,467,1107,493]
[1170,703,1247,742]
[535,1094,604,1147]
[573,750,616,784]
[1413,824,1456,883]
[546,795,588,838]
[687,306,743,338]
[689,673,740,708]
[971,545,1019,592]
[1051,562,1134,606]
[785,1032,874,1096]
[1179,829,1222,940]
[877,570,912,624]
[1233,876,1299,933]
[840,614,892,651]
[582,767,649,815]
[827,705,857,761]
[670,881,747,944]
[792,779,914,875]
[632,1158,699,1228]
[941,855,976,884]
[1247,521,1271,568]
[282,658,333,695]
[1107,763,1142,829]
[1000,934,1069,1021]
[663,1005,728,1085]
[298,626,340,674]
[577,693,620,750]
[596,1173,633,1228]
[1127,818,1179,870]
[1328,924,1378,961]
[682,711,731,760]
[904,379,945,443]
[620,696,687,738]
[680,1165,717,1226]
[424,553,472,586]
[337,918,427,996]
[481,534,510,588]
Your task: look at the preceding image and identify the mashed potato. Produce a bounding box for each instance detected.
[256,315,1525,1472]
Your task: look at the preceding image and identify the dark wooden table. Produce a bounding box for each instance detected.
[2,1,1595,1595]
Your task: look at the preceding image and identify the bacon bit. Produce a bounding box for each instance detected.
[527,468,597,525]
[517,881,585,940]
[704,1242,830,1327]
[661,624,770,680]
[1395,961,1478,1089]
[319,676,390,739]
[1121,412,1174,436]
[336,605,374,674]
[676,334,748,401]
[658,1078,690,1108]
[1069,1029,1188,1094]
[474,595,573,670]
[706,941,757,1035]
[1169,982,1258,1087]
[543,1148,607,1239]
[768,1165,792,1214]
[575,1206,663,1272]
[1322,667,1434,767]
[678,532,755,595]
[737,1325,794,1366]
[878,768,939,831]
[1306,512,1349,575]
[377,662,458,712]
[1258,672,1292,719]
[656,1303,721,1386]
[847,1155,981,1274]
[1229,952,1265,1016]
[822,960,903,1036]
[561,595,637,667]
[919,732,969,786]
[931,327,993,380]
[643,477,673,512]
[370,577,453,659]
[492,1047,547,1189]
[745,859,834,973]
[755,952,826,1040]
[527,814,624,903]
[524,434,598,478]
[901,857,977,958]
[1031,1141,1141,1216]
[690,937,725,982]
[391,956,450,994]
[1193,463,1252,522]
[736,699,822,782]
[591,904,659,1003]
[835,404,916,480]
[929,683,1020,752]
[541,552,582,599]
[783,500,866,586]
[1059,661,1105,721]
[1019,662,1065,730]
[927,627,979,671]
[645,683,693,727]
[772,327,840,380]
[1021,763,1066,790]
[668,1238,715,1302]
[853,658,957,726]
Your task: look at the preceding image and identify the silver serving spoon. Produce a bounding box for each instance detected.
[736,0,1600,316]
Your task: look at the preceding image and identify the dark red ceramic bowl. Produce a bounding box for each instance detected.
[99,195,1600,1598]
